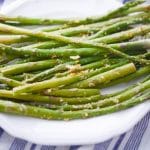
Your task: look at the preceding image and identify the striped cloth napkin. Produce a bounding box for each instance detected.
[0,0,149,150]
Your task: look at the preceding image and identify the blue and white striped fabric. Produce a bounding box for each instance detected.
[0,0,150,150]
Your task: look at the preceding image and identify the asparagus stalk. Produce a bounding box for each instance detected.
[125,4,150,14]
[0,44,107,58]
[53,59,122,79]
[109,39,150,51]
[44,88,100,97]
[1,23,149,64]
[34,24,69,32]
[14,62,126,91]
[9,73,34,81]
[52,12,148,36]
[0,0,145,25]
[21,39,150,58]
[93,25,150,44]
[89,13,150,39]
[67,63,136,88]
[138,51,150,59]
[25,59,112,83]
[100,66,150,88]
[0,35,36,44]
[0,59,61,75]
[55,79,150,111]
[0,13,145,45]
[22,36,150,57]
[0,18,132,44]
[13,62,135,94]
[0,89,149,120]
[0,89,101,104]
[22,41,63,49]
[20,18,150,50]
[0,75,23,87]
[0,41,149,66]
[1,56,102,77]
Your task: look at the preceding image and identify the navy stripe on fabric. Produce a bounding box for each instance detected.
[0,0,4,5]
[30,144,36,150]
[123,0,131,3]
[0,127,4,138]
[124,112,150,150]
[94,139,112,150]
[41,145,55,150]
[69,145,81,150]
[9,138,27,150]
[112,133,126,150]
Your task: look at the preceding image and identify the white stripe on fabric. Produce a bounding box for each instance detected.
[0,132,14,150]
[138,113,150,150]
[35,145,43,150]
[77,145,94,150]
[24,142,32,150]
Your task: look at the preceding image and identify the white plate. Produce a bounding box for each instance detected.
[0,0,150,145]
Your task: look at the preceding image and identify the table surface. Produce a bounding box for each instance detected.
[0,0,149,150]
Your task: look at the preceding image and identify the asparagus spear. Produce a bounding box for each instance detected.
[25,59,112,83]
[93,25,150,43]
[0,89,149,120]
[0,41,148,66]
[89,13,150,39]
[13,63,135,94]
[0,41,146,59]
[0,89,101,104]
[103,75,150,99]
[1,56,103,77]
[22,34,150,57]
[0,18,132,44]
[44,88,100,97]
[0,0,145,25]
[109,39,150,51]
[20,16,150,50]
[0,75,23,87]
[0,13,145,45]
[52,12,149,36]
[9,73,34,81]
[0,44,107,58]
[21,39,150,58]
[54,79,150,111]
[0,23,149,64]
[22,41,63,49]
[138,51,150,59]
[0,35,36,44]
[0,59,61,75]
[67,63,136,88]
[125,4,150,14]
[100,66,150,88]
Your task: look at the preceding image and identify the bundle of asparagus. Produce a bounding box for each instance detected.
[0,0,149,120]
